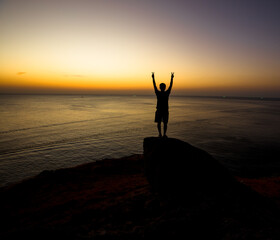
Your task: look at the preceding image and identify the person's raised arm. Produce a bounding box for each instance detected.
[167,72,174,93]
[152,72,158,93]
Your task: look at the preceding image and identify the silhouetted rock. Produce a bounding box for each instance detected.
[144,137,238,198]
[1,142,280,239]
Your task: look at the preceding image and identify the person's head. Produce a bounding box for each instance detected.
[159,83,166,91]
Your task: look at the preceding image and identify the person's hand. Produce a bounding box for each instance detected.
[171,72,174,79]
[152,72,155,79]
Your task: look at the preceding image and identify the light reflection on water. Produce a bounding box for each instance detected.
[0,94,280,186]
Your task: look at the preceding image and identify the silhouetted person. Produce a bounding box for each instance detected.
[152,72,174,137]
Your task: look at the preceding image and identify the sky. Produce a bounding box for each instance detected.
[0,0,280,97]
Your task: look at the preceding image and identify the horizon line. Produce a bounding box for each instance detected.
[1,93,279,101]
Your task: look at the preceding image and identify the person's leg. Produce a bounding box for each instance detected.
[157,122,162,137]
[163,121,167,137]
[163,111,169,137]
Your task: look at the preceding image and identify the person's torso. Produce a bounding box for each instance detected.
[156,91,169,111]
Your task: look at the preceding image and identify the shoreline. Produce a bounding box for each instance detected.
[2,153,280,192]
[1,152,280,202]
[1,149,280,239]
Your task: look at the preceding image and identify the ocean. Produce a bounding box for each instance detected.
[0,94,280,186]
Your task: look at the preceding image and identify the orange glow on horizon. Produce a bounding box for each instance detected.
[1,69,279,96]
[0,0,279,97]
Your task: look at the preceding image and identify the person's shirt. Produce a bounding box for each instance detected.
[155,89,171,112]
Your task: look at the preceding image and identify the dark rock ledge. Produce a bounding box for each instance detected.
[0,137,280,239]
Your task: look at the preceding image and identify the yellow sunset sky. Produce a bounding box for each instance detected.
[0,0,280,96]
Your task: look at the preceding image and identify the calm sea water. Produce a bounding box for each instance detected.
[0,94,280,186]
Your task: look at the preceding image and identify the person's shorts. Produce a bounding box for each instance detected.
[155,110,169,123]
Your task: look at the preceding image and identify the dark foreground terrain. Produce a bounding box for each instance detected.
[1,138,280,239]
